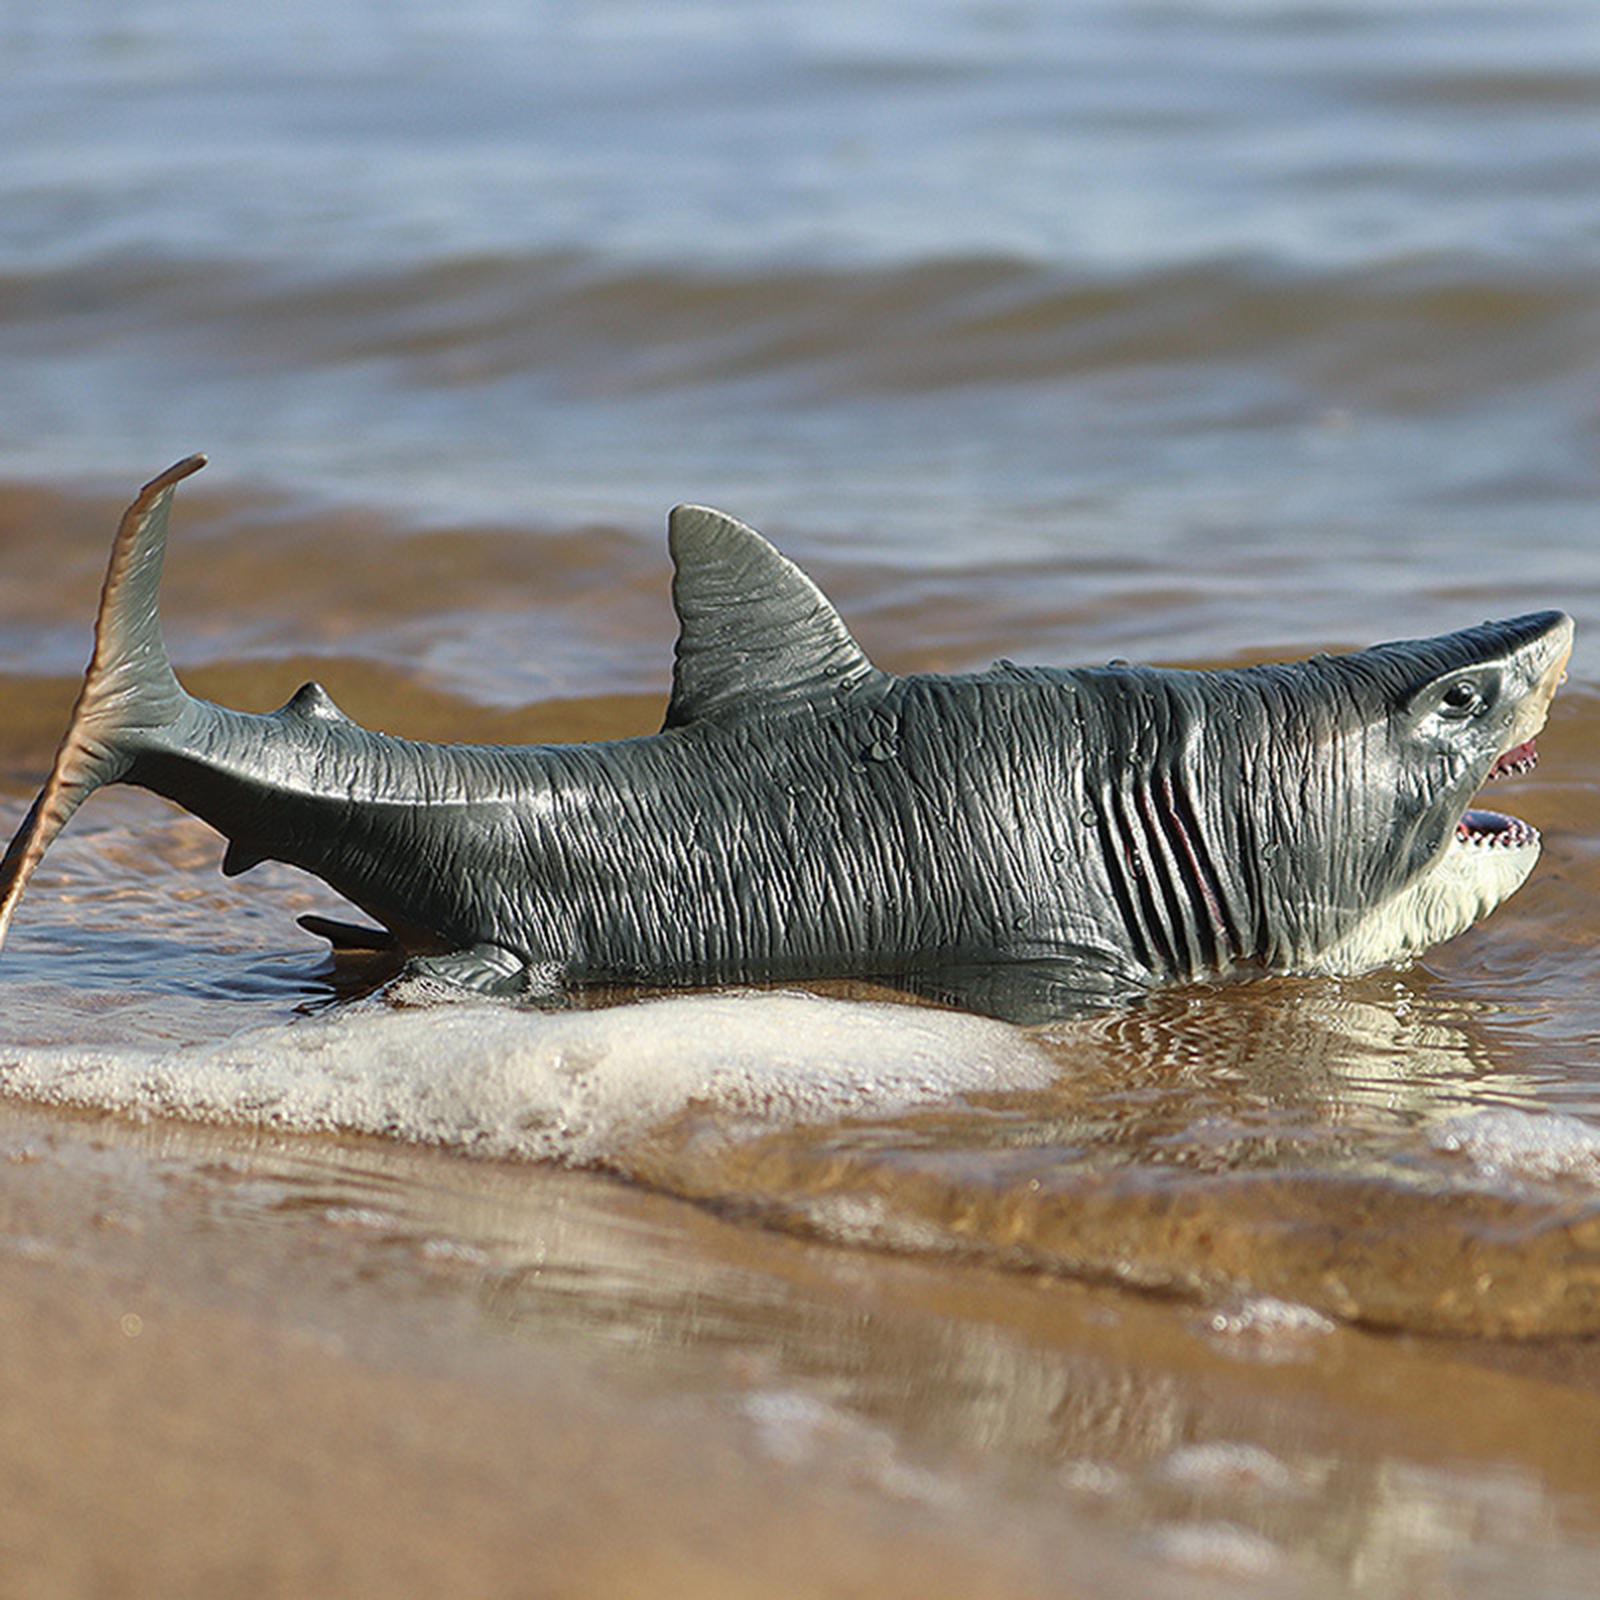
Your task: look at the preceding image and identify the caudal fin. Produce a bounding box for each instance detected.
[0,455,206,949]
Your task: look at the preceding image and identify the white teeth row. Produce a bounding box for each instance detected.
[1489,755,1537,780]
[1456,822,1539,848]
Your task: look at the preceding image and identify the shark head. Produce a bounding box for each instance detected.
[1220,609,1574,978]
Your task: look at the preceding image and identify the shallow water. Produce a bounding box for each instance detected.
[2,2,1599,1595]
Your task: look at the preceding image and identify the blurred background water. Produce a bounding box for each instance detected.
[1,0,1597,689]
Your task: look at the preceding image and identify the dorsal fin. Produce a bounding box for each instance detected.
[663,505,880,728]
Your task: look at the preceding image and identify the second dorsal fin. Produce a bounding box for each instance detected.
[281,681,350,723]
[663,505,880,729]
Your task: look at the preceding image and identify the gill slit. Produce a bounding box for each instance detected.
[1091,795,1155,974]
[1105,784,1178,977]
[1158,769,1244,966]
[1132,779,1205,977]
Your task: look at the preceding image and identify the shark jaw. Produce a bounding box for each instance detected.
[1311,612,1573,977]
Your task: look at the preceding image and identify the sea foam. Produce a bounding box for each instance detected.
[1430,1107,1600,1188]
[0,991,1056,1165]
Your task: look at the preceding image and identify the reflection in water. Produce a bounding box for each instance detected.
[7,895,1598,1337]
[162,1113,1592,1599]
[635,976,1600,1336]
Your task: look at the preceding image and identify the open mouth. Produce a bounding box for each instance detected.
[1455,737,1542,850]
[1453,620,1571,855]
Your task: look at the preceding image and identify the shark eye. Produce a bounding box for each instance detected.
[1440,679,1483,717]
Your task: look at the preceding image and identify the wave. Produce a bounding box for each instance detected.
[4,247,1597,403]
[4,983,1600,1338]
[0,989,1055,1164]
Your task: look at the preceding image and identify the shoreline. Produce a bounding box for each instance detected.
[4,1098,1599,1598]
[0,1101,1104,1600]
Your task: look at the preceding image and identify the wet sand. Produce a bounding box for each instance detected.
[6,1098,1600,1600]
[0,1108,1092,1600]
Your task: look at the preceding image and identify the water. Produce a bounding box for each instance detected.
[3,0,1600,654]
[2,3,1599,1594]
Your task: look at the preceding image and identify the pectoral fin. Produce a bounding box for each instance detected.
[402,942,551,999]
[297,913,400,952]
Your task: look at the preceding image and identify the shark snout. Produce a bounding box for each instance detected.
[1504,611,1573,751]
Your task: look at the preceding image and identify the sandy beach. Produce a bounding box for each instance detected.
[7,1091,1600,1600]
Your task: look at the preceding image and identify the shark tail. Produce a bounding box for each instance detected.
[0,455,206,950]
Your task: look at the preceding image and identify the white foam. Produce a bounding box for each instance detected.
[1153,1442,1305,1497]
[0,990,1055,1166]
[739,1389,963,1509]
[1200,1296,1337,1358]
[1430,1107,1600,1187]
[1145,1522,1283,1578]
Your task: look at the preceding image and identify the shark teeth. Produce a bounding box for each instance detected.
[1455,809,1539,849]
[1487,737,1539,781]
[1456,735,1543,849]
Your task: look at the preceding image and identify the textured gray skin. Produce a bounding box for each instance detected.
[0,459,1574,1021]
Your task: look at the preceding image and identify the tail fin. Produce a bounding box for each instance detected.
[0,455,206,949]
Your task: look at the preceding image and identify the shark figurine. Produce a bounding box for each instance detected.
[0,457,1573,1021]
